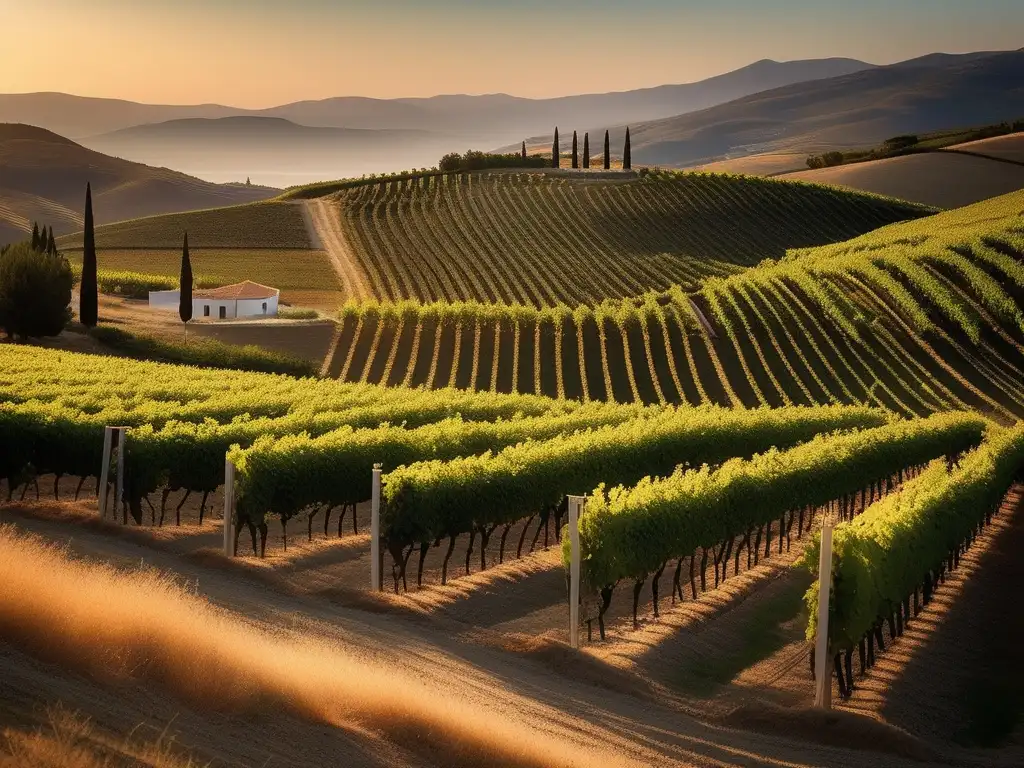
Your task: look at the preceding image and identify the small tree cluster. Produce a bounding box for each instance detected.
[0,241,73,339]
[438,150,548,172]
[549,126,630,170]
[29,222,58,257]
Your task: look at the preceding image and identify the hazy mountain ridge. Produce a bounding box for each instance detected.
[0,57,873,142]
[596,50,1024,167]
[0,123,278,246]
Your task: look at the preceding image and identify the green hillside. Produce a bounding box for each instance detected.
[325,169,930,305]
[321,188,1024,423]
[56,200,310,250]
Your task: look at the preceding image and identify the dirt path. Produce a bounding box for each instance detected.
[0,501,949,768]
[301,199,371,301]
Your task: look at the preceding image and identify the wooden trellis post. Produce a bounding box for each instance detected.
[370,463,382,591]
[223,456,235,556]
[568,495,585,649]
[814,518,834,709]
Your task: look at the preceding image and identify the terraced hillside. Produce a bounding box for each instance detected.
[324,170,930,304]
[323,189,1024,423]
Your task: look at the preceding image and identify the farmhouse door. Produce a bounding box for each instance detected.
[219,306,227,319]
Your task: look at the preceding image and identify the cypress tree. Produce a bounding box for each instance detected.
[603,130,611,170]
[571,131,579,169]
[179,232,193,326]
[552,128,559,169]
[31,222,40,252]
[583,133,590,169]
[46,227,56,257]
[624,127,632,170]
[80,183,98,328]
[521,141,527,160]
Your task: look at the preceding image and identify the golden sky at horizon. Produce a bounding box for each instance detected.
[2,0,1021,107]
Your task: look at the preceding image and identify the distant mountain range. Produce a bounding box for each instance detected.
[0,57,873,141]
[0,57,877,186]
[519,50,1024,167]
[2,50,1022,189]
[0,124,277,247]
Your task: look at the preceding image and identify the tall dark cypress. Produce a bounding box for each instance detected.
[552,128,560,169]
[623,127,632,170]
[179,232,193,325]
[46,227,56,257]
[31,222,40,251]
[583,133,590,169]
[603,130,611,170]
[521,141,527,160]
[80,183,98,328]
[571,131,578,169]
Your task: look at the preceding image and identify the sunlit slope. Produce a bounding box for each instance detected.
[325,190,1024,423]
[57,200,311,249]
[327,170,929,305]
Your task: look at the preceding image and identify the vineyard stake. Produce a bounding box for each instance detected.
[370,463,382,591]
[814,518,834,710]
[568,494,584,649]
[223,456,235,556]
[115,428,126,524]
[98,427,113,517]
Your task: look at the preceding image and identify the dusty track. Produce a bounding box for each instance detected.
[302,199,370,301]
[0,501,950,768]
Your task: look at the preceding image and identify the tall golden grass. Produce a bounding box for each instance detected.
[1,706,200,768]
[0,526,631,768]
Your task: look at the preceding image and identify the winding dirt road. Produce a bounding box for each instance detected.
[301,199,371,301]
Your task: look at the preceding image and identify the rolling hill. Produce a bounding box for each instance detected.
[514,49,1024,168]
[316,169,929,304]
[59,170,929,309]
[779,144,1024,208]
[0,123,278,246]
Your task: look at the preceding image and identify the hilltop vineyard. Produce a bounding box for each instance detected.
[321,189,1024,422]
[327,170,929,305]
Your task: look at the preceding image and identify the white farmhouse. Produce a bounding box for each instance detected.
[148,281,280,320]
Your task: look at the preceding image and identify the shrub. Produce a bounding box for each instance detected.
[438,150,549,173]
[277,307,319,320]
[0,242,73,339]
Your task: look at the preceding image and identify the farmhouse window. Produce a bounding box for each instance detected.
[203,305,210,317]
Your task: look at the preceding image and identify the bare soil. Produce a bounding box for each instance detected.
[2,478,1019,766]
[0,498,951,768]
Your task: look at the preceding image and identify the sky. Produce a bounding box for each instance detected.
[2,0,1022,107]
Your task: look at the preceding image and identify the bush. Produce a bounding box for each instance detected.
[0,242,73,339]
[88,325,317,377]
[277,307,320,320]
[883,135,919,151]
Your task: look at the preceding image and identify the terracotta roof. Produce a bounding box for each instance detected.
[193,281,279,300]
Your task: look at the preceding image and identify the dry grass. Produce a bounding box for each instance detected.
[693,154,806,176]
[951,132,1024,163]
[0,525,633,768]
[1,706,201,768]
[780,152,1024,208]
